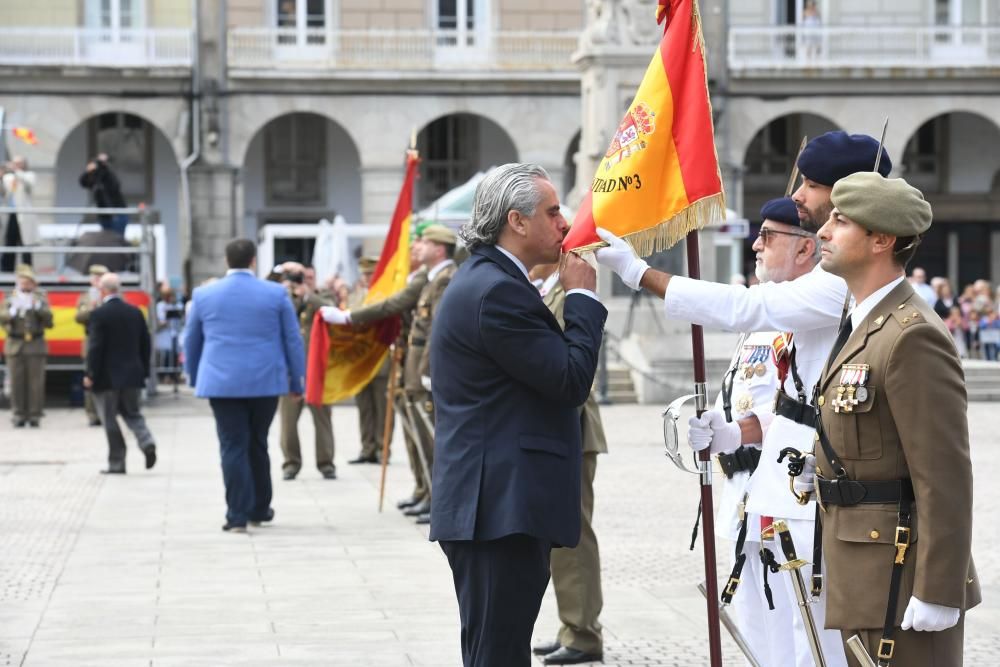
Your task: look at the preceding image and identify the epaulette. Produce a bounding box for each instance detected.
[890,302,924,329]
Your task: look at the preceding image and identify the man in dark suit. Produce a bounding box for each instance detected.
[84,272,156,474]
[429,163,607,666]
[183,239,305,533]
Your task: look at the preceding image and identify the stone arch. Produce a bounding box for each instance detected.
[897,110,1000,195]
[414,111,519,207]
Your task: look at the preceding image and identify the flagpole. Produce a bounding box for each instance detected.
[686,231,724,667]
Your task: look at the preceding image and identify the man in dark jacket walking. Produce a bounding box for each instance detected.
[84,272,156,474]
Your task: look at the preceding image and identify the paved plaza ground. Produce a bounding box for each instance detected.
[1,392,997,666]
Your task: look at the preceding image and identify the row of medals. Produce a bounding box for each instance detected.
[735,345,770,414]
[833,363,870,413]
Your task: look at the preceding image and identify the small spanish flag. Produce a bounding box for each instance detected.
[563,0,724,255]
[11,127,38,145]
[305,151,418,406]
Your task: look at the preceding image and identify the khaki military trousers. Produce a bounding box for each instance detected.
[842,616,965,667]
[550,451,604,654]
[278,395,335,474]
[406,389,435,501]
[395,389,428,501]
[8,353,45,422]
[355,373,389,459]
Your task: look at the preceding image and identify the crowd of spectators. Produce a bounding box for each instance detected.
[909,268,1000,361]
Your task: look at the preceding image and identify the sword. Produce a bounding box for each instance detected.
[785,135,809,197]
[846,634,878,667]
[402,397,434,495]
[773,520,828,667]
[697,582,763,667]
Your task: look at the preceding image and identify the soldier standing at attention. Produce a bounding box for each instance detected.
[1,264,54,427]
[321,224,430,510]
[401,223,457,524]
[278,262,337,481]
[804,172,980,666]
[75,264,109,426]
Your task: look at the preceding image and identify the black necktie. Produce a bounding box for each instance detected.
[827,316,853,364]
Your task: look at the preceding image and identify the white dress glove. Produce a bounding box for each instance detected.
[594,227,649,291]
[901,596,960,632]
[793,453,817,495]
[687,410,741,455]
[8,306,17,317]
[319,306,350,325]
[421,375,432,392]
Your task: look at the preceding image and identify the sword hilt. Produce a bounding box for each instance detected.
[772,520,802,566]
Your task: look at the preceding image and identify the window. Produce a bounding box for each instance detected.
[86,0,144,31]
[745,118,791,176]
[275,0,327,45]
[437,0,477,46]
[88,113,153,204]
[902,118,944,190]
[265,114,326,206]
[418,115,478,207]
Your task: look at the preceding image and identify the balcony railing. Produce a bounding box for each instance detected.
[729,26,1000,71]
[227,27,579,72]
[0,28,193,68]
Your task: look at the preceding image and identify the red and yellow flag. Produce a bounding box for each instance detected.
[563,0,724,255]
[305,151,418,406]
[11,127,38,145]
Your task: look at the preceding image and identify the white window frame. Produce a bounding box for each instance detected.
[270,0,334,51]
[431,0,490,64]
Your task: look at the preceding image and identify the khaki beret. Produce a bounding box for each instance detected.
[88,264,109,276]
[831,172,932,237]
[421,224,457,246]
[15,264,36,281]
[358,256,379,272]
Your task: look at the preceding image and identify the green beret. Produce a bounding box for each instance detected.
[411,219,435,240]
[421,224,457,246]
[831,172,932,237]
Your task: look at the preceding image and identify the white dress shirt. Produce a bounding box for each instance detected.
[495,245,599,302]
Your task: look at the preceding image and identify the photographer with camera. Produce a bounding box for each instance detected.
[275,261,337,480]
[78,153,128,236]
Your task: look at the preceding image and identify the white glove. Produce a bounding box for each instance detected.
[421,375,432,392]
[901,596,960,632]
[687,410,741,454]
[793,453,817,495]
[319,306,350,325]
[8,306,17,317]
[594,227,649,291]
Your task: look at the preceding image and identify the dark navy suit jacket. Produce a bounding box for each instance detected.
[428,245,607,547]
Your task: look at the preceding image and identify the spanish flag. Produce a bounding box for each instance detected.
[11,127,38,145]
[305,151,417,406]
[563,0,724,255]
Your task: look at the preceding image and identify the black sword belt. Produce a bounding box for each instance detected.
[717,446,761,479]
[816,478,913,507]
[773,390,817,428]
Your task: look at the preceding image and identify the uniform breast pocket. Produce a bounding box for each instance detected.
[827,385,883,460]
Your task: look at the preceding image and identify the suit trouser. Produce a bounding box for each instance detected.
[209,396,279,526]
[278,395,335,473]
[356,373,388,459]
[441,534,552,667]
[93,388,155,468]
[395,390,427,501]
[775,517,848,667]
[550,451,603,654]
[842,616,964,667]
[8,353,45,421]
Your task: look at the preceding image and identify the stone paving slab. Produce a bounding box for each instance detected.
[1,391,996,666]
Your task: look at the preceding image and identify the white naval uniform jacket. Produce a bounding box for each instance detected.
[712,330,780,542]
[665,265,846,521]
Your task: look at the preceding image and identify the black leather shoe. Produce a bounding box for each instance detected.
[249,508,275,527]
[28,420,39,428]
[533,641,561,656]
[89,418,102,427]
[348,455,378,464]
[13,420,26,428]
[320,467,337,480]
[222,523,248,533]
[543,647,603,665]
[144,446,157,470]
[282,470,298,481]
[414,512,431,525]
[396,496,421,510]
[100,468,126,475]
[403,498,430,516]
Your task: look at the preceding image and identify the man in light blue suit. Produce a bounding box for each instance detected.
[184,239,305,533]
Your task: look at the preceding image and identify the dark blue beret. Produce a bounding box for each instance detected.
[759,197,801,227]
[796,131,892,186]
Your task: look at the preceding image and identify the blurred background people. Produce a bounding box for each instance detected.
[78,153,128,236]
[75,264,110,426]
[1,264,53,427]
[1,157,37,271]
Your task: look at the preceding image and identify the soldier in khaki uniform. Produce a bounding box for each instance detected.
[402,224,457,524]
[805,172,980,666]
[349,256,391,464]
[277,262,337,480]
[322,228,431,508]
[530,261,608,665]
[75,264,109,426]
[1,265,54,426]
